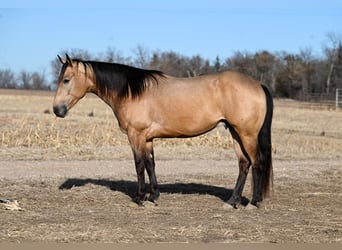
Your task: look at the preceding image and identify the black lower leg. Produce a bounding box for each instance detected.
[227,173,247,208]
[226,159,250,208]
[145,150,160,202]
[251,166,263,206]
[133,152,146,204]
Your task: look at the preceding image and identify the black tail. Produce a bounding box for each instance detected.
[256,85,273,198]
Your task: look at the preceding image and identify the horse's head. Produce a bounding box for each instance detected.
[53,54,95,118]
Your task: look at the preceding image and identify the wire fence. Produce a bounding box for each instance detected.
[299,88,342,110]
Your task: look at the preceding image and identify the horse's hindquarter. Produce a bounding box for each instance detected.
[218,72,267,135]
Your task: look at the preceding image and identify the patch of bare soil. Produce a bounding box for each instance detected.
[0,159,341,243]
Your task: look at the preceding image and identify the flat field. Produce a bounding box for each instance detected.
[0,89,341,242]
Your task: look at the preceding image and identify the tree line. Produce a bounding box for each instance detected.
[1,33,342,100]
[0,69,49,90]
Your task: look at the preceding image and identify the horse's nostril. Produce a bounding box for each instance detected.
[53,105,68,118]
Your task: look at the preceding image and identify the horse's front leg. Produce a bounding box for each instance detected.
[129,130,159,205]
[132,150,147,205]
[132,143,159,205]
[144,141,160,203]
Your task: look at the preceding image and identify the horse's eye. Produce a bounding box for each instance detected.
[63,79,70,84]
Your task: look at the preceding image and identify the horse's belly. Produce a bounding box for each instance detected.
[147,110,222,139]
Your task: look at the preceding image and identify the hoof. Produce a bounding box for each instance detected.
[245,203,259,210]
[132,196,146,206]
[222,203,237,210]
[142,200,158,207]
[128,201,140,208]
[147,191,160,203]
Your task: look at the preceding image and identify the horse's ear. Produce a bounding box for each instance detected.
[65,54,72,65]
[57,55,66,64]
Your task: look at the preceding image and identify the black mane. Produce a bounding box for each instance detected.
[82,60,163,100]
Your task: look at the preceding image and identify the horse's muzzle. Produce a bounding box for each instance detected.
[53,105,68,118]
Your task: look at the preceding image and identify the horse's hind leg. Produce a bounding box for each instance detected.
[251,164,263,207]
[226,138,251,208]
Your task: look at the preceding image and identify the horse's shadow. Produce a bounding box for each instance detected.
[59,178,250,205]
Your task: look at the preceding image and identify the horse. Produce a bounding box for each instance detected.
[53,54,273,209]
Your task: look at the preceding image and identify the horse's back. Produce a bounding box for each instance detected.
[217,71,263,92]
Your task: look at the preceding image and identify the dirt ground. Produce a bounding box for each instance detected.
[0,158,341,243]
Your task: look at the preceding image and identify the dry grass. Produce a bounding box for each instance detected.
[273,100,342,159]
[1,90,341,160]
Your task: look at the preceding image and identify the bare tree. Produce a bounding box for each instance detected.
[226,51,257,78]
[185,55,211,77]
[149,51,188,77]
[255,50,276,90]
[299,47,315,93]
[324,32,342,93]
[274,52,304,98]
[19,70,32,89]
[133,45,151,68]
[0,69,16,88]
[103,47,131,64]
[31,71,47,90]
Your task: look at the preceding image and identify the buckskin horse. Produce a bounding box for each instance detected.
[53,54,273,209]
